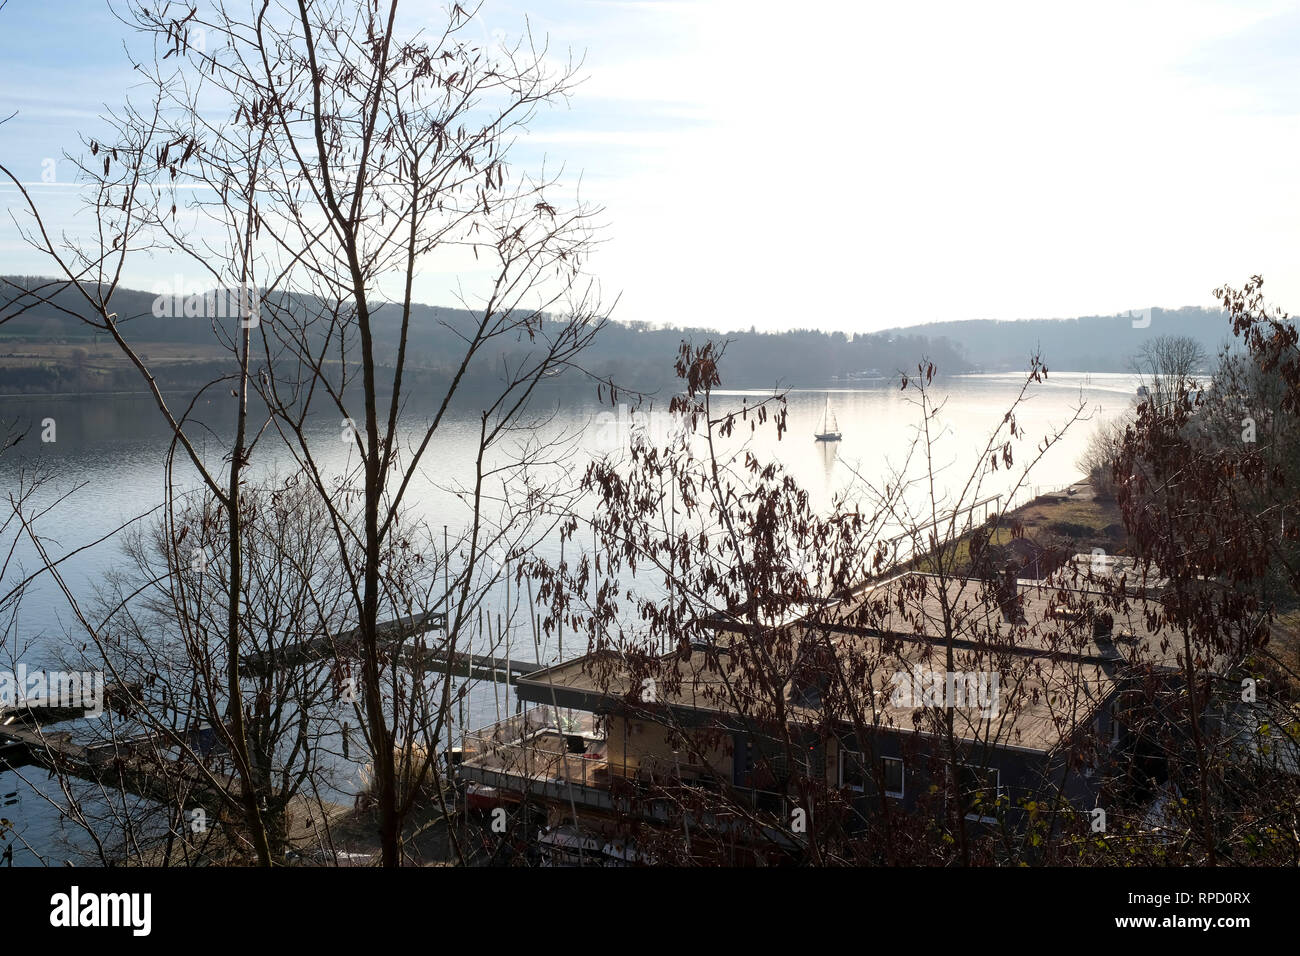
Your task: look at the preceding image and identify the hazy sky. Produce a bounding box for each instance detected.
[2,0,1299,333]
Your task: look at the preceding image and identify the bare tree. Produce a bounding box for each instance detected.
[1106,278,1300,865]
[1077,415,1129,498]
[0,0,610,866]
[517,344,1112,866]
[1130,335,1208,410]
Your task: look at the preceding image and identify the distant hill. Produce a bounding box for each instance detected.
[0,276,974,394]
[883,306,1234,372]
[1,278,1243,397]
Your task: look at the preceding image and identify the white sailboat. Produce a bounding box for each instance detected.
[814,394,842,442]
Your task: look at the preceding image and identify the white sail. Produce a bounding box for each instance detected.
[816,394,841,441]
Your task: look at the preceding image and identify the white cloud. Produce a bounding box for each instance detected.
[535,0,1300,331]
[6,0,1300,335]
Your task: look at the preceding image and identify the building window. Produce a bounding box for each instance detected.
[957,764,1001,822]
[734,735,754,787]
[882,757,904,799]
[839,749,866,793]
[1110,704,1122,746]
[840,750,904,799]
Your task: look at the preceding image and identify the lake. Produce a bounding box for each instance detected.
[0,370,1137,863]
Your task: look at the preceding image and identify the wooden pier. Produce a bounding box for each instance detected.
[239,609,446,675]
[238,609,535,685]
[2,683,352,861]
[0,682,244,815]
[0,681,140,727]
[1,612,528,863]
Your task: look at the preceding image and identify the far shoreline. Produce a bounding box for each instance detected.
[0,370,1141,401]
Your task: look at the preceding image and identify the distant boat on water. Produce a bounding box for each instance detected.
[842,368,888,384]
[814,394,842,442]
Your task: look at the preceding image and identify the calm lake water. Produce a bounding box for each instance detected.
[0,371,1137,863]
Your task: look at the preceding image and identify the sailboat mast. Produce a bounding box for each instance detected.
[815,391,842,441]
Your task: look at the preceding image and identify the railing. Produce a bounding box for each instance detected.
[1000,478,1087,513]
[461,706,607,789]
[909,493,1004,537]
[878,478,1090,572]
[876,494,1003,570]
[460,714,809,848]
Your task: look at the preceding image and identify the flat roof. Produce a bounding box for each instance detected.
[516,571,1221,755]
